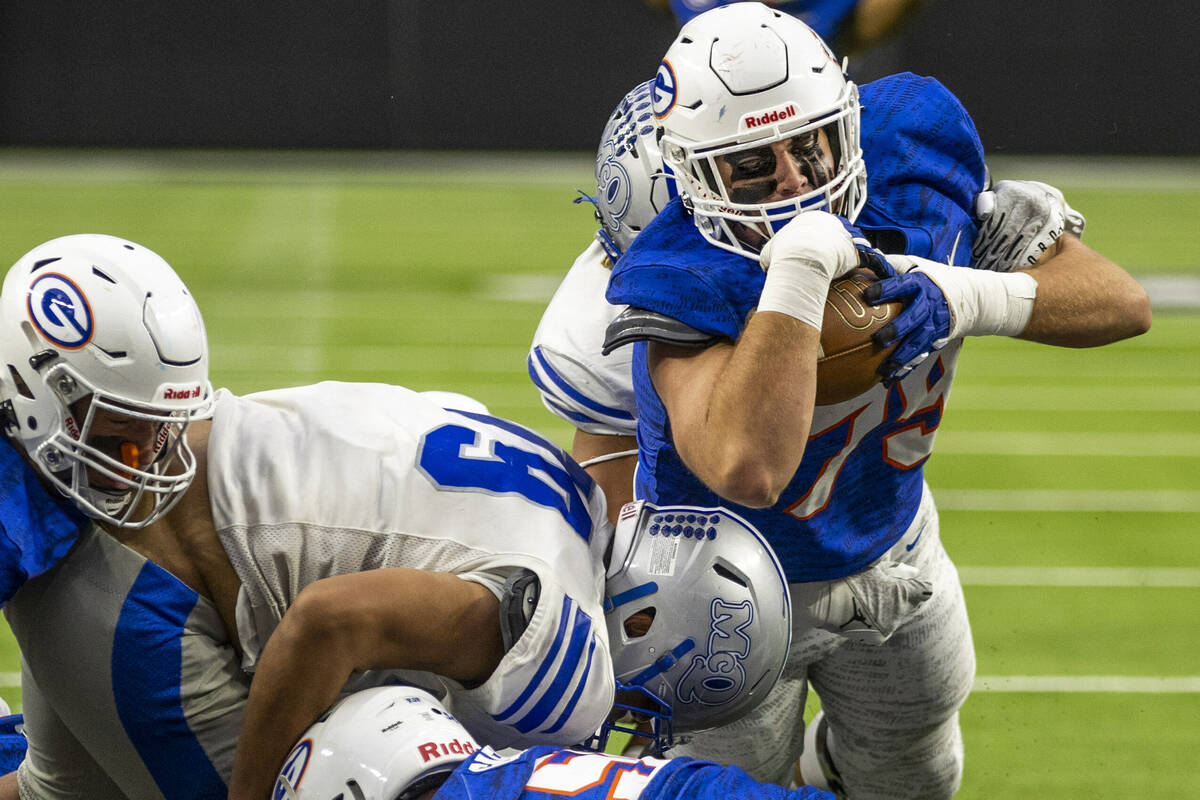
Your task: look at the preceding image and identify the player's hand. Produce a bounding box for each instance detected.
[756,211,859,328]
[862,257,951,384]
[972,179,1086,271]
[759,211,859,282]
[812,560,934,646]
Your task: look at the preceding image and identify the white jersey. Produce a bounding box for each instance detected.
[6,383,615,800]
[528,241,636,436]
[208,382,614,749]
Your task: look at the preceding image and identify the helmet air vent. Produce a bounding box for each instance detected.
[7,366,33,400]
[713,562,748,587]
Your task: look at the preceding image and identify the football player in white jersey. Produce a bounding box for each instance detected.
[528,78,673,523]
[0,234,795,800]
[271,684,837,800]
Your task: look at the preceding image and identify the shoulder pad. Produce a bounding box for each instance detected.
[602,307,722,355]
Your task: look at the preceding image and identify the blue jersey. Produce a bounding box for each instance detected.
[668,1,858,44]
[0,440,85,606]
[438,746,834,800]
[605,73,986,582]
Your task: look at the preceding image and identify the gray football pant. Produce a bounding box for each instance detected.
[669,486,974,800]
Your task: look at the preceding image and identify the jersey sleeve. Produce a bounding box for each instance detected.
[444,573,613,750]
[529,240,638,436]
[527,343,637,436]
[856,72,987,264]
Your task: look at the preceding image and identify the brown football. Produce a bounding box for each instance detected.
[815,268,902,405]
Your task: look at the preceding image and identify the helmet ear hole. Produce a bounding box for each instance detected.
[623,608,656,638]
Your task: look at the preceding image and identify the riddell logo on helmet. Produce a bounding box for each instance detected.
[418,739,476,762]
[162,386,202,400]
[741,105,797,130]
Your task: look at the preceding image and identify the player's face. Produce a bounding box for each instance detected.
[715,128,836,206]
[75,399,165,494]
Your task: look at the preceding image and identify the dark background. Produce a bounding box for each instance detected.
[1,1,1195,154]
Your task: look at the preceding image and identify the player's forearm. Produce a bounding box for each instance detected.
[227,608,353,800]
[1016,235,1152,346]
[652,313,820,507]
[0,771,18,800]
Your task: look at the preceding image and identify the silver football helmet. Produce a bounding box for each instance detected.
[273,686,479,800]
[593,79,676,261]
[602,500,791,751]
[0,234,212,528]
[652,2,867,258]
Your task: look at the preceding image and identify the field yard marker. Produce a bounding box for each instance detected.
[959,566,1200,587]
[974,676,1200,693]
[935,431,1200,457]
[934,489,1200,512]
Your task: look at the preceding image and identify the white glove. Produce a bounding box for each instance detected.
[756,211,858,329]
[807,560,933,646]
[972,179,1086,271]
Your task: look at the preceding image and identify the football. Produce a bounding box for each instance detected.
[815,268,902,405]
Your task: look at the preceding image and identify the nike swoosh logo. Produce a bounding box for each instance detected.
[905,529,923,552]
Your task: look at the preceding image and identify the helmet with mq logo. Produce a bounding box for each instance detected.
[0,234,212,528]
[601,500,791,752]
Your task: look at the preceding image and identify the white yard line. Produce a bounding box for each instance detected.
[973,676,1200,693]
[959,566,1200,587]
[934,431,1200,457]
[1,672,1196,693]
[934,489,1200,512]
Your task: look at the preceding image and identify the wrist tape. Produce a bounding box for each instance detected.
[915,264,1038,338]
[757,256,832,330]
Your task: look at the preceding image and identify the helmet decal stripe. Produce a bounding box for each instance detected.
[628,638,696,687]
[602,581,658,613]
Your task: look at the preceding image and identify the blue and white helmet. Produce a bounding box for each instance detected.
[593,80,676,261]
[653,2,866,258]
[273,686,479,800]
[602,500,791,751]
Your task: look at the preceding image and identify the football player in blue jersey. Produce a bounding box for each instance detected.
[272,684,836,800]
[594,4,1150,798]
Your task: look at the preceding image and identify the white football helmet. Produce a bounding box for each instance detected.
[593,79,676,261]
[0,234,212,528]
[602,500,792,751]
[273,686,480,800]
[651,2,866,258]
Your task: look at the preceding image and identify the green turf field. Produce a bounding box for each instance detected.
[0,149,1196,797]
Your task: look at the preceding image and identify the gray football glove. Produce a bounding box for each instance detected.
[806,560,933,646]
[972,179,1086,271]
